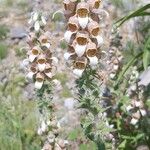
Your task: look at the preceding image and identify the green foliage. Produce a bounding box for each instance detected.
[116,4,150,27]
[0,43,8,60]
[0,67,41,149]
[68,128,80,140]
[143,37,150,69]
[76,68,114,150]
[0,25,9,40]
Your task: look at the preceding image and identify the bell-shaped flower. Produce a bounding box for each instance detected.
[39,34,51,49]
[87,0,101,10]
[44,63,52,78]
[86,41,98,66]
[28,46,41,62]
[35,73,44,89]
[63,0,77,12]
[76,2,89,29]
[26,63,37,80]
[64,44,76,60]
[64,15,79,43]
[130,111,141,125]
[88,20,103,47]
[73,31,89,57]
[73,57,87,77]
[37,54,46,72]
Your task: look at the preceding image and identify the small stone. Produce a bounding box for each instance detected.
[10,27,27,39]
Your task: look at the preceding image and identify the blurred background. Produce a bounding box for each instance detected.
[0,0,149,149]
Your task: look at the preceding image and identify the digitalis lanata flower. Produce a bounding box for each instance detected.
[63,0,104,77]
[25,12,57,89]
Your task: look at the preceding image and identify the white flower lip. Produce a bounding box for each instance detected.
[75,43,86,57]
[35,73,44,89]
[130,118,138,125]
[95,35,103,47]
[73,68,84,77]
[78,16,89,29]
[64,30,73,43]
[64,52,75,60]
[89,56,98,66]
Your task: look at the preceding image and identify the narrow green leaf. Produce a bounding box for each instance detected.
[143,37,150,69]
[115,4,150,27]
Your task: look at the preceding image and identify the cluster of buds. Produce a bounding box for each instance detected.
[25,11,57,89]
[126,99,147,125]
[107,30,123,79]
[42,138,69,150]
[37,116,61,136]
[28,11,47,32]
[63,0,104,77]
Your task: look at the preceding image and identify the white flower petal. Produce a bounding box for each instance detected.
[64,52,72,60]
[38,63,46,72]
[34,21,40,32]
[140,109,147,116]
[73,69,84,77]
[88,56,98,66]
[35,81,43,89]
[130,118,138,125]
[78,16,89,29]
[45,72,52,78]
[96,35,104,47]
[75,44,86,57]
[29,54,37,62]
[64,30,73,43]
